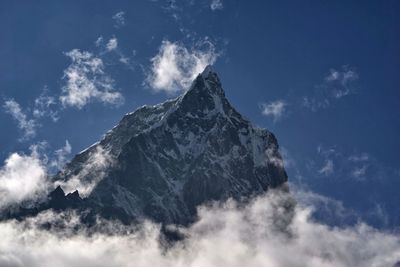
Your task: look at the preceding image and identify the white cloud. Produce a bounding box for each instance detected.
[319,159,334,176]
[106,37,118,51]
[147,40,218,93]
[348,153,369,162]
[261,100,286,121]
[303,66,359,111]
[3,99,37,141]
[50,140,72,171]
[112,11,126,28]
[265,147,285,168]
[0,190,399,267]
[55,145,113,197]
[33,89,59,122]
[351,165,368,179]
[95,36,104,47]
[0,149,48,209]
[210,0,223,10]
[60,49,124,109]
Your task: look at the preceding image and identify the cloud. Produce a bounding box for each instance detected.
[106,37,118,51]
[55,145,114,197]
[265,147,285,168]
[60,49,124,109]
[3,99,37,141]
[146,40,218,93]
[210,0,223,10]
[0,148,48,210]
[348,153,369,162]
[49,140,72,171]
[303,66,359,111]
[318,159,334,176]
[112,11,126,28]
[33,88,59,122]
[351,165,368,179]
[261,100,286,121]
[0,190,399,267]
[96,36,135,70]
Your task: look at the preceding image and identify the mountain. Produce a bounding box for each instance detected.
[6,66,288,225]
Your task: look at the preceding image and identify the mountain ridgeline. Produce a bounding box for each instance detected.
[8,66,289,225]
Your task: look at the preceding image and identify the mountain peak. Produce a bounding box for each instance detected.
[201,64,214,78]
[199,64,221,87]
[178,66,228,117]
[12,67,288,226]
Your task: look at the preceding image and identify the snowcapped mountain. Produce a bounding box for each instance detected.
[9,66,288,225]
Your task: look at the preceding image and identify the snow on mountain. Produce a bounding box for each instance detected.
[17,66,289,225]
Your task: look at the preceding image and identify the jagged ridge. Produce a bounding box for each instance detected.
[8,66,288,225]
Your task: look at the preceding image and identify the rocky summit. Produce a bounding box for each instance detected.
[7,66,288,225]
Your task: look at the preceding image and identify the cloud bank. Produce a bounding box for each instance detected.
[0,146,398,266]
[147,40,218,93]
[0,190,399,267]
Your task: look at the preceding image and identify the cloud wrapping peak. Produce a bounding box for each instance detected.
[147,40,218,93]
[55,145,113,196]
[60,49,124,109]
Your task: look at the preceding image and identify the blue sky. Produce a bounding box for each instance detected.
[1,0,400,228]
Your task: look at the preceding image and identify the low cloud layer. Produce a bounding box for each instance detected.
[147,40,218,93]
[0,190,399,267]
[0,146,399,266]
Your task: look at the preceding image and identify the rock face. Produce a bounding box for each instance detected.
[41,66,288,225]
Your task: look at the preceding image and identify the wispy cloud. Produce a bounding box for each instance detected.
[303,66,359,111]
[260,100,286,121]
[106,37,118,51]
[60,49,124,109]
[146,39,219,93]
[210,0,223,11]
[112,11,126,28]
[55,145,114,197]
[3,99,37,141]
[49,140,72,171]
[33,88,59,122]
[318,159,334,176]
[96,36,135,70]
